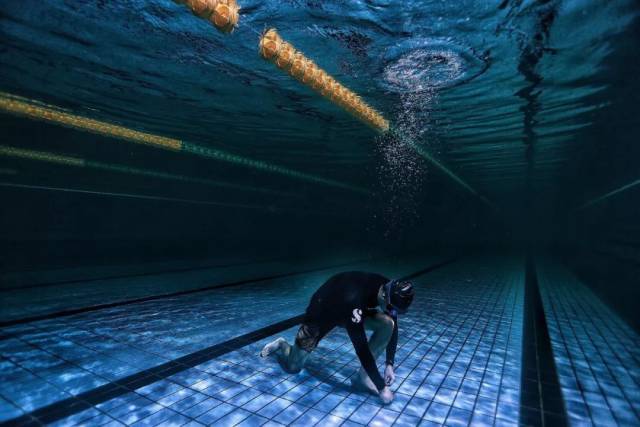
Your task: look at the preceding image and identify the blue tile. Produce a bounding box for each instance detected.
[257,398,293,418]
[281,384,313,402]
[48,408,101,427]
[445,407,472,427]
[181,421,205,427]
[433,387,457,405]
[236,414,269,427]
[196,402,235,424]
[475,395,497,415]
[453,391,476,411]
[289,408,325,426]
[227,388,262,407]
[267,379,297,397]
[330,397,361,419]
[168,370,209,387]
[296,389,328,408]
[495,402,518,423]
[130,407,177,427]
[243,393,277,412]
[216,383,249,401]
[155,412,192,426]
[117,403,164,425]
[107,396,155,419]
[169,392,208,412]
[0,398,23,422]
[99,419,125,427]
[158,388,196,407]
[181,398,222,419]
[368,408,399,426]
[590,407,616,425]
[442,376,463,390]
[316,414,345,426]
[348,402,379,424]
[419,420,442,427]
[423,402,449,424]
[403,396,430,418]
[273,402,307,425]
[386,392,412,413]
[471,411,495,426]
[313,394,344,413]
[76,412,117,426]
[414,383,438,400]
[136,380,183,399]
[393,413,421,427]
[216,408,252,426]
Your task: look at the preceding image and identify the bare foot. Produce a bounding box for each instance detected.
[260,337,285,358]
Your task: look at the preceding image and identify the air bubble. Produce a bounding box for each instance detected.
[380,38,487,93]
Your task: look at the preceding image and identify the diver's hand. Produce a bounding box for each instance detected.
[379,386,394,404]
[384,364,395,386]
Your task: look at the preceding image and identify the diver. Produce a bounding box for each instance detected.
[260,271,414,404]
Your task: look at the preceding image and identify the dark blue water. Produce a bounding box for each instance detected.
[0,1,639,426]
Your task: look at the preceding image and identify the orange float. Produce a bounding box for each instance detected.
[174,0,240,34]
[259,28,390,133]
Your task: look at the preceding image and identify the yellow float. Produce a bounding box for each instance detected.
[173,0,240,34]
[259,28,390,133]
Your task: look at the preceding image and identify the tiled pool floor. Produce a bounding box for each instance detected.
[537,261,640,427]
[0,254,373,323]
[1,256,638,426]
[0,255,443,421]
[1,256,524,426]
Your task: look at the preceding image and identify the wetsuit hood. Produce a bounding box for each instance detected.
[383,279,415,315]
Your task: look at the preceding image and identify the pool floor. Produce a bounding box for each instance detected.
[0,256,638,426]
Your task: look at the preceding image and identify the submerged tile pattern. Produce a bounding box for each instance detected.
[0,256,365,324]
[537,261,640,427]
[5,257,525,426]
[0,258,433,421]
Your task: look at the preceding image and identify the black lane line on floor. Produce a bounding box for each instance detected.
[1,315,305,427]
[0,257,374,328]
[519,254,568,427]
[400,257,459,281]
[0,255,288,292]
[1,257,459,426]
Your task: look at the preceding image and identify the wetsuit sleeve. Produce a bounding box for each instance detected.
[385,315,398,366]
[345,321,386,391]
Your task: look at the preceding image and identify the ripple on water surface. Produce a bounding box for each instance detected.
[381,38,489,92]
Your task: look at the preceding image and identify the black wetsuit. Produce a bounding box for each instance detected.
[295,271,399,392]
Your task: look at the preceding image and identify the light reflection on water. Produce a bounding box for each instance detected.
[0,0,637,224]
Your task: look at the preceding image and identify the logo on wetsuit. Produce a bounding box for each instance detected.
[351,308,362,323]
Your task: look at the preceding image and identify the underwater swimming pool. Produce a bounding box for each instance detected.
[1,0,639,426]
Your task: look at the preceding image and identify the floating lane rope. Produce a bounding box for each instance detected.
[0,182,352,217]
[259,28,390,133]
[576,178,640,211]
[172,0,240,33]
[0,92,371,195]
[0,145,298,198]
[407,141,494,209]
[170,6,390,132]
[0,145,85,167]
[0,94,182,151]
